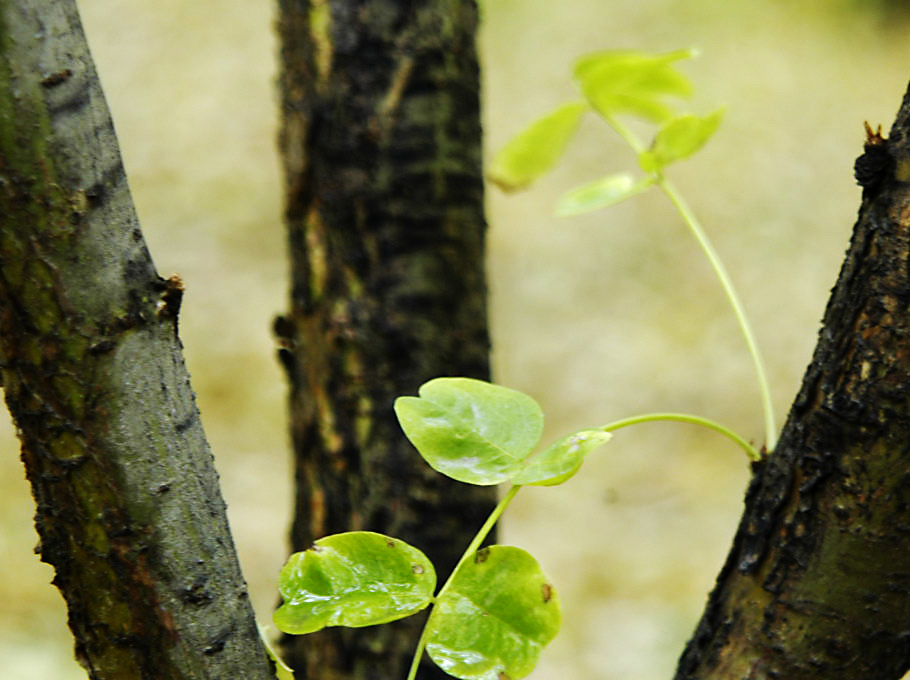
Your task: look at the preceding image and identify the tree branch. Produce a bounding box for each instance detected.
[0,3,273,678]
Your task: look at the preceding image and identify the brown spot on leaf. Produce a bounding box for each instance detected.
[412,564,424,575]
[542,583,553,603]
[474,547,490,563]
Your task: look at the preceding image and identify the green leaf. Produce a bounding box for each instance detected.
[574,48,696,123]
[488,101,588,192]
[512,428,613,486]
[555,173,656,216]
[426,546,561,680]
[638,107,725,173]
[394,378,544,485]
[274,531,436,635]
[574,47,696,82]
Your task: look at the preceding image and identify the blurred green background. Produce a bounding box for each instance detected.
[3,1,910,678]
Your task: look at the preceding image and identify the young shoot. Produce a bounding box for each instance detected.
[488,48,777,451]
[274,377,758,680]
[272,48,769,680]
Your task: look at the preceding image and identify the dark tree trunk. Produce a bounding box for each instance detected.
[675,80,910,679]
[0,3,272,679]
[274,1,494,678]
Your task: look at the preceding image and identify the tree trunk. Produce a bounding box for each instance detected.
[274,1,493,678]
[0,4,273,679]
[675,80,910,679]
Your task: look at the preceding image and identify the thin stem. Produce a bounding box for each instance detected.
[604,114,777,451]
[605,113,647,155]
[603,412,761,461]
[659,181,777,451]
[406,614,433,680]
[403,411,752,680]
[406,485,523,680]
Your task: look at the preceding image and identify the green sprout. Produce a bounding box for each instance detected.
[271,48,770,680]
[489,48,776,452]
[274,375,758,680]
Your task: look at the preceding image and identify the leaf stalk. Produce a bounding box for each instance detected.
[406,485,523,680]
[605,112,777,451]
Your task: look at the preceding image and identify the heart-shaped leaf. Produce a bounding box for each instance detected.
[394,378,544,485]
[555,173,656,216]
[488,101,588,192]
[638,107,725,173]
[274,532,436,635]
[425,546,561,680]
[512,428,613,486]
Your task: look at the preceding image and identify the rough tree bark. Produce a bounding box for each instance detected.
[274,1,494,678]
[0,4,272,679]
[675,81,910,679]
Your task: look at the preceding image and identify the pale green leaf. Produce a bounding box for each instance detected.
[555,173,656,217]
[274,532,436,635]
[512,428,613,486]
[394,378,544,485]
[574,48,696,123]
[573,48,697,83]
[426,546,561,680]
[488,102,588,192]
[638,107,725,172]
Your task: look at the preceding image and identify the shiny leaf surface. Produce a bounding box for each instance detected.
[395,378,544,485]
[425,546,561,680]
[274,532,436,634]
[512,428,613,486]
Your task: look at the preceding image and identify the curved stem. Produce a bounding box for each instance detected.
[604,411,761,461]
[406,485,523,680]
[658,180,777,451]
[603,113,777,451]
[403,409,754,680]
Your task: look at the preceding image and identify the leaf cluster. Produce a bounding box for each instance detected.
[488,49,724,216]
[271,49,762,680]
[274,378,613,680]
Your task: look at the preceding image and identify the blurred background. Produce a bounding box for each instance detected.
[3,1,910,678]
